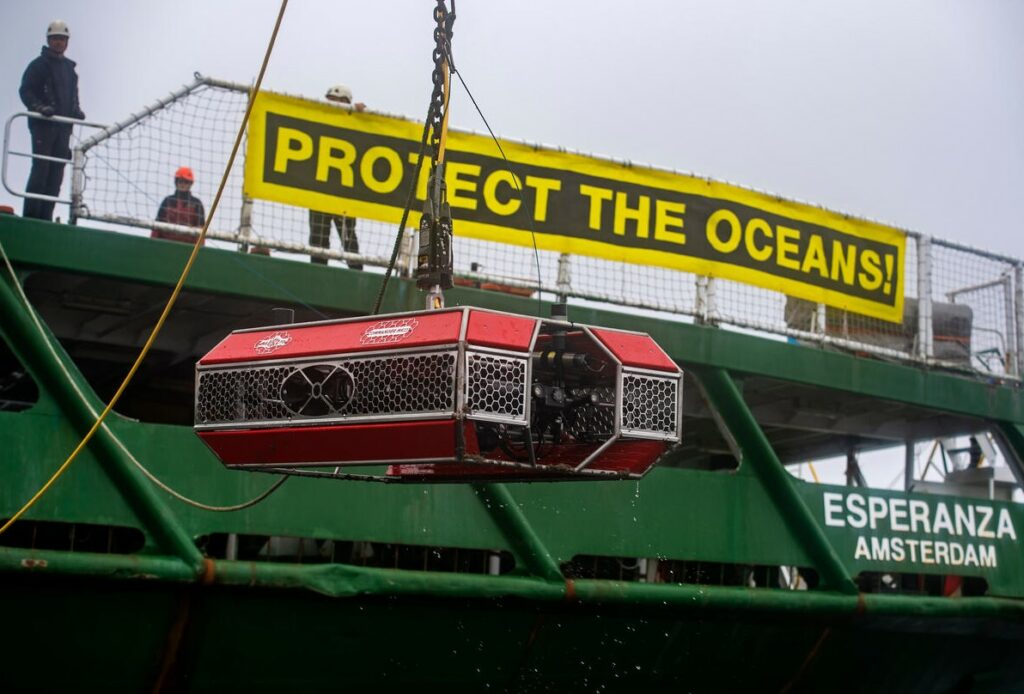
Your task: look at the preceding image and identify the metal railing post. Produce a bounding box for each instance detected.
[904,441,915,492]
[556,252,572,303]
[706,277,718,325]
[238,193,254,253]
[1016,263,1024,378]
[695,275,709,323]
[815,303,827,337]
[1003,272,1017,376]
[916,236,934,361]
[397,227,416,277]
[70,147,86,225]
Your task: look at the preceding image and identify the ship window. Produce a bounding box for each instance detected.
[856,571,988,597]
[0,519,145,554]
[562,554,819,590]
[194,533,516,575]
[0,334,39,412]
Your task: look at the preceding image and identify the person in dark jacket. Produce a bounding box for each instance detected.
[152,167,206,244]
[18,20,85,221]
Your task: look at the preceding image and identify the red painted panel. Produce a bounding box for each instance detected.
[589,328,678,373]
[386,432,665,480]
[386,463,579,482]
[387,440,664,481]
[467,439,664,474]
[198,419,456,466]
[589,440,666,474]
[465,310,536,351]
[199,310,464,365]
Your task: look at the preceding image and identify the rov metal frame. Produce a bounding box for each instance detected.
[194,307,683,483]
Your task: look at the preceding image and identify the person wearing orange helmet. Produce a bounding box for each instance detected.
[152,167,206,244]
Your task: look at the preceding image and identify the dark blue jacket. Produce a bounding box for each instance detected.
[19,47,84,122]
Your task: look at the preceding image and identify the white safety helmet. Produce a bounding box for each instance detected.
[325,85,353,102]
[47,20,70,38]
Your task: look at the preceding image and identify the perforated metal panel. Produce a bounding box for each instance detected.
[563,386,616,442]
[621,372,679,439]
[196,366,293,424]
[197,351,457,426]
[465,351,528,423]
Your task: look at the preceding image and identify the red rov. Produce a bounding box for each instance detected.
[195,308,683,482]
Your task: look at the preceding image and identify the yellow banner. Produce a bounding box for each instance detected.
[245,91,906,322]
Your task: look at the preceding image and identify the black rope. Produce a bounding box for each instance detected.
[450,67,545,315]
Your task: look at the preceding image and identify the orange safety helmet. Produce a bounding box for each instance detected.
[174,167,195,182]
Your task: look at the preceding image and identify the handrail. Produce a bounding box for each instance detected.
[2,111,107,204]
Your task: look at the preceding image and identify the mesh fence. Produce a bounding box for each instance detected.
[79,83,249,246]
[931,240,1019,376]
[71,77,1023,379]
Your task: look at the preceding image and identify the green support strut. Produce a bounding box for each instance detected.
[0,269,205,571]
[696,367,859,594]
[473,483,563,582]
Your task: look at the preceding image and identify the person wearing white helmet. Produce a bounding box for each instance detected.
[18,20,85,221]
[308,85,366,268]
[324,84,365,112]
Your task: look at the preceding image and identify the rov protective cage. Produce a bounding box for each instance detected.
[194,307,683,482]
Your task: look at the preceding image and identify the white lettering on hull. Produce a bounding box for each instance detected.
[823,491,1016,570]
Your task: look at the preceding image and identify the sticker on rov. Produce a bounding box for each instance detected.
[360,318,419,345]
[254,332,293,354]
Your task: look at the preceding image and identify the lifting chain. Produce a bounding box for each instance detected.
[427,0,454,167]
[415,0,457,306]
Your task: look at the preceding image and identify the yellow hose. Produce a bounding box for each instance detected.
[808,463,821,483]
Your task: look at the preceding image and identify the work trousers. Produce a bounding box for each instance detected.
[308,210,362,270]
[23,123,72,221]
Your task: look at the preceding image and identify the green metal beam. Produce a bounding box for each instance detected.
[2,547,1022,623]
[0,270,204,570]
[0,547,196,582]
[1,217,1019,424]
[473,484,563,581]
[695,368,858,595]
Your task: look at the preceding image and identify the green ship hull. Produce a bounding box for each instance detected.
[1,217,1022,691]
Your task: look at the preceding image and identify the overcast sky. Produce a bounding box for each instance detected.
[1,0,1022,258]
